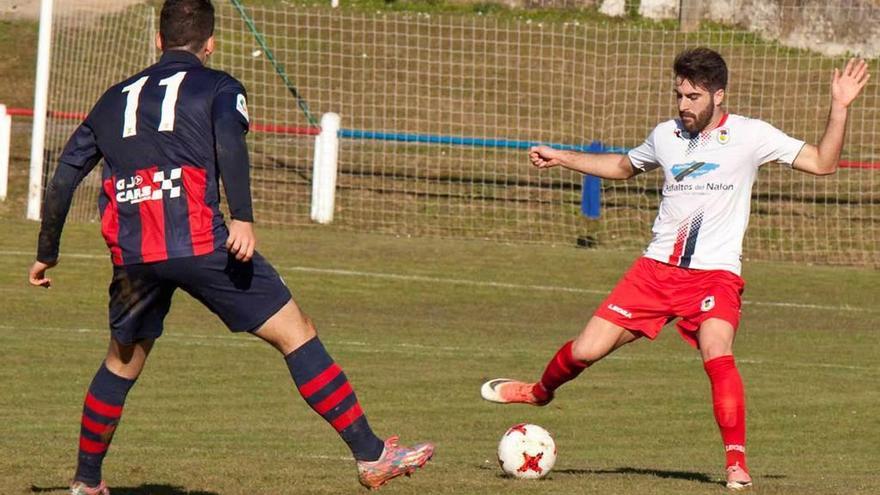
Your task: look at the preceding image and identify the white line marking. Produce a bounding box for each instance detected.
[0,250,874,313]
[1,250,108,260]
[280,265,608,294]
[0,324,874,372]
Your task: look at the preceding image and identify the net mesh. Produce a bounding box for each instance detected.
[42,2,879,266]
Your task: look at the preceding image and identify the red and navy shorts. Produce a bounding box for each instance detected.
[108,249,292,345]
[593,257,745,348]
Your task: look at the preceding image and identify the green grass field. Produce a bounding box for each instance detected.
[0,3,878,493]
[1,220,877,494]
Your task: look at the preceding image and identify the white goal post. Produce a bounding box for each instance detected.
[26,0,54,219]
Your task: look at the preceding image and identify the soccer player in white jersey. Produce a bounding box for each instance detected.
[480,48,869,490]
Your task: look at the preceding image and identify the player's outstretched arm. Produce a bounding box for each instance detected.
[529,145,636,180]
[793,58,870,176]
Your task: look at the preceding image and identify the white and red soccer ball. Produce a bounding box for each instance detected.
[497,423,557,479]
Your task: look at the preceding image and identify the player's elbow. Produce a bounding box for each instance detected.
[615,157,637,180]
[813,160,839,176]
[796,159,837,176]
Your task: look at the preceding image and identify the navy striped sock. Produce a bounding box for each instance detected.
[285,337,384,461]
[74,363,136,485]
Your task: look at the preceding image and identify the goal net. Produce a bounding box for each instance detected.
[39,1,879,266]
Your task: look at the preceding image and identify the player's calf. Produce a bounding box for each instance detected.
[285,336,386,461]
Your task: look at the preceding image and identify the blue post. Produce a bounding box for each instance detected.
[581,141,604,219]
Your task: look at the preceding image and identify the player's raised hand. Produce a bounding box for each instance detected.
[831,58,870,109]
[529,145,564,169]
[227,220,256,262]
[28,260,56,289]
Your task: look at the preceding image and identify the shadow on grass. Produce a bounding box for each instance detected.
[478,464,788,486]
[554,466,717,484]
[31,484,219,495]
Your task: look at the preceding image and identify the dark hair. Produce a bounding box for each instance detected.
[673,47,728,92]
[160,0,215,52]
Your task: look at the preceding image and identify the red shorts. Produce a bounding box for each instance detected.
[593,257,745,348]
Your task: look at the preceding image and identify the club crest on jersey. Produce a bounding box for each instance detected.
[236,93,249,122]
[671,161,720,182]
[701,296,716,312]
[115,167,181,204]
[717,128,730,145]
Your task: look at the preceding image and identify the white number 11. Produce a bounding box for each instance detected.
[121,71,187,138]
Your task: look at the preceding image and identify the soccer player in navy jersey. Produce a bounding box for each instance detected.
[28,1,433,493]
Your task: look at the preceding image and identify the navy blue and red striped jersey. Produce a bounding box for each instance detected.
[45,50,252,265]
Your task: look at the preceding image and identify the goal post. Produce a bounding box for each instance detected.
[27,0,54,220]
[311,112,341,224]
[0,104,10,201]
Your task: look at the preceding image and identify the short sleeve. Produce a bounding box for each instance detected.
[751,119,805,167]
[213,76,250,133]
[627,127,661,173]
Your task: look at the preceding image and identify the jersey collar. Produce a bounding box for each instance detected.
[158,49,203,67]
[674,112,729,140]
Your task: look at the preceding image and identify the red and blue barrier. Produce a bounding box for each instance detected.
[6,107,876,221]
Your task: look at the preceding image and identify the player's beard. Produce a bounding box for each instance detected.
[680,102,714,134]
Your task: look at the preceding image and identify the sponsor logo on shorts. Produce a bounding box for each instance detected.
[607,304,632,319]
[701,296,716,312]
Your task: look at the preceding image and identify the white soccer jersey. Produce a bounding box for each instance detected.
[627,113,805,275]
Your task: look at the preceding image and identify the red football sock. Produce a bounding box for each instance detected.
[532,341,589,402]
[704,355,747,470]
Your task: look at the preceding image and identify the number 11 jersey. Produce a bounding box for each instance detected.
[58,50,251,265]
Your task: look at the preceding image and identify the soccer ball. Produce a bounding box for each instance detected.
[497,423,557,479]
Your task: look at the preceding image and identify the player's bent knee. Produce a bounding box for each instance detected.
[701,345,732,362]
[302,314,317,334]
[571,321,632,363]
[570,339,606,364]
[253,303,318,355]
[699,336,733,361]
